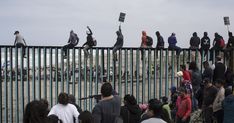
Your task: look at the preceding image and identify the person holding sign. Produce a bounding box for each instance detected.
[82,26,96,58]
[112,25,124,61]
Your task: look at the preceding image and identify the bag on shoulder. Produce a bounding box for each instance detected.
[146,36,153,46]
[219,38,225,48]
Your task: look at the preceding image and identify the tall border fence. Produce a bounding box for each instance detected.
[0,45,232,123]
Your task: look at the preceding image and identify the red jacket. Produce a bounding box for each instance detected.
[182,70,191,81]
[176,95,192,119]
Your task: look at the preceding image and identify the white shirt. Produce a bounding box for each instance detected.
[48,103,79,123]
[141,118,167,123]
[15,34,26,45]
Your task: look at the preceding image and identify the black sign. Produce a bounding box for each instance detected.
[119,12,126,22]
[224,16,230,25]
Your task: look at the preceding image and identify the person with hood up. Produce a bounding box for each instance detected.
[200,32,210,57]
[113,25,124,61]
[168,33,181,56]
[156,31,164,49]
[82,26,96,58]
[141,31,149,60]
[176,87,192,123]
[62,30,79,58]
[210,33,224,60]
[189,32,200,50]
[120,94,142,123]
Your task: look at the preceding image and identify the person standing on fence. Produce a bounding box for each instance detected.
[83,26,96,58]
[14,31,27,57]
[168,33,181,56]
[200,32,210,58]
[48,92,80,123]
[92,82,121,123]
[113,25,124,61]
[155,31,164,49]
[62,30,79,58]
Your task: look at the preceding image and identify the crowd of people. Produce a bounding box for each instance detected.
[23,62,234,123]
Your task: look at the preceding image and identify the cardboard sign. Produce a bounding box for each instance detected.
[119,12,126,22]
[224,16,230,25]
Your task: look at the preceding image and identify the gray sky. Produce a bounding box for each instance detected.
[0,0,233,48]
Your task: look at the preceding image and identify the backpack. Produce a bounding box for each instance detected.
[146,36,153,46]
[219,38,225,48]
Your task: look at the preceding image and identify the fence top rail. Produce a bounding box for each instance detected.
[0,45,226,51]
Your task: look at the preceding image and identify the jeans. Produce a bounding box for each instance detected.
[16,43,26,57]
[168,45,182,56]
[62,43,76,56]
[83,45,91,57]
[203,107,213,123]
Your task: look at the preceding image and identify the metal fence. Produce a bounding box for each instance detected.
[0,45,230,123]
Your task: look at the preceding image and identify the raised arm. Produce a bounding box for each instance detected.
[87,26,93,35]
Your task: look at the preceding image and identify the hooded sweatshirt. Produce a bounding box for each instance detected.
[120,104,142,123]
[190,33,200,49]
[176,95,192,120]
[223,95,234,123]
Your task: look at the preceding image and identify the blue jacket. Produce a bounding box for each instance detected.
[168,36,177,46]
[223,95,234,123]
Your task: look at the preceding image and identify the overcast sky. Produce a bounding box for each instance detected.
[0,0,233,48]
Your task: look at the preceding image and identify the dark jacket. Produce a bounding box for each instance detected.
[225,68,234,87]
[213,34,223,49]
[201,36,210,50]
[213,62,226,82]
[202,85,218,107]
[92,96,121,123]
[168,36,177,47]
[202,67,213,81]
[83,28,94,47]
[114,29,124,47]
[120,104,141,123]
[156,35,164,49]
[227,35,234,48]
[190,34,200,49]
[191,70,202,91]
[223,95,234,123]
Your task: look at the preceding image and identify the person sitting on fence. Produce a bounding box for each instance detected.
[14,31,27,58]
[112,25,124,61]
[210,33,224,60]
[140,31,152,60]
[155,31,164,49]
[120,94,142,123]
[62,30,79,58]
[189,32,200,50]
[82,26,96,58]
[78,111,94,123]
[48,92,80,123]
[168,33,182,56]
[200,32,210,58]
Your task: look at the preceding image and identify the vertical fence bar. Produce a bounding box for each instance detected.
[165,49,169,96]
[101,49,104,83]
[60,49,64,92]
[9,48,13,123]
[130,49,133,95]
[107,49,110,81]
[26,47,30,104]
[142,49,146,103]
[37,48,41,99]
[124,49,128,95]
[136,49,140,103]
[72,48,75,95]
[147,49,152,100]
[20,47,25,117]
[153,50,157,98]
[32,48,35,100]
[89,49,93,110]
[43,47,47,99]
[112,49,116,89]
[83,51,87,110]
[66,50,70,94]
[55,48,58,104]
[78,49,82,106]
[118,50,122,96]
[4,47,8,123]
[14,47,19,123]
[171,50,175,87]
[176,53,180,87]
[159,49,163,98]
[95,48,99,97]
[49,48,53,106]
